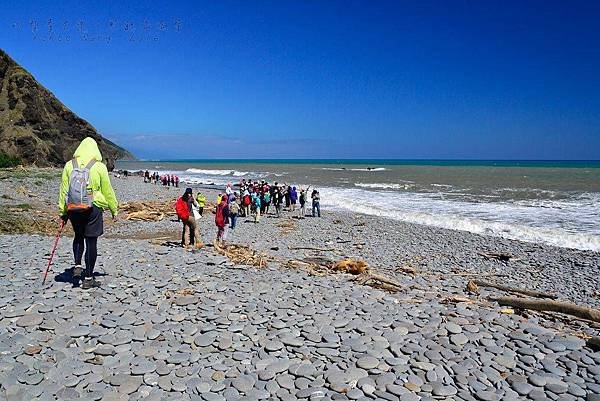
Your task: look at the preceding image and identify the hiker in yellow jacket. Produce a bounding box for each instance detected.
[57,137,118,290]
[196,192,206,216]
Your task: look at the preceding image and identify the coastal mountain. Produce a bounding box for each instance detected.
[0,49,133,170]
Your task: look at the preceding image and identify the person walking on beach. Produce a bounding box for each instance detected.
[196,192,206,216]
[242,191,251,217]
[176,188,202,248]
[284,185,291,209]
[263,190,271,215]
[252,193,261,223]
[229,197,239,230]
[58,137,118,290]
[215,194,230,244]
[311,189,321,217]
[299,186,309,218]
[290,186,298,214]
[273,188,282,217]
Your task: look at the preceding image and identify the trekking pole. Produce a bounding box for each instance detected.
[42,219,66,285]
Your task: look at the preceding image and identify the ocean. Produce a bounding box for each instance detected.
[116,160,600,252]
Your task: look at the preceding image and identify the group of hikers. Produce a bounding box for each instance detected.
[143,170,180,187]
[174,179,322,248]
[56,137,323,289]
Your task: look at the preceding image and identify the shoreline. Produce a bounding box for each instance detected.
[115,163,600,253]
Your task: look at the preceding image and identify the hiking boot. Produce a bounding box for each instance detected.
[73,265,83,278]
[81,278,101,290]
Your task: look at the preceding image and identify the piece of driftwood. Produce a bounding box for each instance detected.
[478,251,519,262]
[440,296,476,304]
[120,200,176,222]
[472,280,557,299]
[285,257,402,292]
[214,241,269,267]
[353,272,403,292]
[489,296,600,323]
[395,266,418,275]
[288,246,335,252]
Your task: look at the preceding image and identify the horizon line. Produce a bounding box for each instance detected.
[118,158,600,162]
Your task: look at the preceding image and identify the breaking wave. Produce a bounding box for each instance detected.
[321,187,600,251]
[185,169,249,176]
[354,182,414,190]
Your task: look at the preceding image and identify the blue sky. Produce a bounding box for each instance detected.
[2,0,599,159]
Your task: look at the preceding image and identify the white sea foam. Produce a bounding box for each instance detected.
[320,187,600,251]
[185,168,249,176]
[354,182,414,190]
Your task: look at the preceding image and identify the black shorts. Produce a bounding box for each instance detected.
[68,205,104,237]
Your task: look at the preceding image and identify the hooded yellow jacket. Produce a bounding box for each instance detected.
[57,137,119,217]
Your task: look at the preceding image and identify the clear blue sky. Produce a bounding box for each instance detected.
[2,1,599,159]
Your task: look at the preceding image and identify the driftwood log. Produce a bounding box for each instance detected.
[288,246,335,252]
[478,252,519,262]
[285,257,403,292]
[489,296,600,323]
[472,280,557,299]
[353,272,403,292]
[214,241,269,268]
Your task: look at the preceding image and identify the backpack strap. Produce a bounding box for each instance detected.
[72,158,79,169]
[85,159,96,169]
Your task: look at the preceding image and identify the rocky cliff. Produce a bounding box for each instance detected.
[0,49,133,170]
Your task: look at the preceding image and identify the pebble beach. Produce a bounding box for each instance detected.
[1,171,599,401]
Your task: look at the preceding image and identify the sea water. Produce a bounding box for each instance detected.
[116,160,600,252]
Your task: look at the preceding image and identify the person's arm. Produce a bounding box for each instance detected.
[99,165,119,217]
[57,163,70,217]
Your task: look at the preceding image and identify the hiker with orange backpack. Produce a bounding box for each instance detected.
[57,137,118,290]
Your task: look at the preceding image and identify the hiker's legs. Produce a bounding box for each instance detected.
[312,202,316,217]
[187,217,196,244]
[193,222,202,245]
[255,208,260,223]
[316,202,321,217]
[230,214,237,229]
[72,234,84,265]
[84,236,98,278]
[181,222,188,246]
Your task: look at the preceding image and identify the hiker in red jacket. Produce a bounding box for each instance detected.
[175,189,200,247]
[215,194,230,245]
